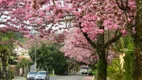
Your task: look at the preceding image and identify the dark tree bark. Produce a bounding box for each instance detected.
[0,49,9,80]
[96,26,107,80]
[97,49,107,80]
[1,57,8,80]
[133,0,142,80]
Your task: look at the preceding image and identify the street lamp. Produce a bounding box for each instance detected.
[34,36,37,71]
[31,30,38,71]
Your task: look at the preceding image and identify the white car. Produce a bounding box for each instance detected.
[27,71,36,80]
[34,71,49,80]
[80,66,89,74]
[80,68,88,74]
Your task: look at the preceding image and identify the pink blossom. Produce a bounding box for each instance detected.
[23,34,32,38]
[121,30,127,36]
[37,19,43,25]
[8,1,15,6]
[98,29,104,34]
[39,10,45,16]
[2,0,136,64]
[132,27,136,33]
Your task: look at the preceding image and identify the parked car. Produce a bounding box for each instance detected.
[63,71,68,75]
[34,71,49,80]
[27,71,36,80]
[80,66,89,74]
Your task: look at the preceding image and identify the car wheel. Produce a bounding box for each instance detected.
[47,77,49,80]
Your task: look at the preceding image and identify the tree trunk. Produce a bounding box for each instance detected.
[22,67,24,76]
[133,37,142,80]
[97,49,107,80]
[1,60,3,79]
[95,25,107,80]
[1,58,8,80]
[133,0,142,80]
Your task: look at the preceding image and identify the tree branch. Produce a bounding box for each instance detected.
[78,23,97,49]
[0,22,6,24]
[104,32,122,48]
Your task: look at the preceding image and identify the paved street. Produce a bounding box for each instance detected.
[50,75,93,80]
[50,75,85,80]
[12,75,93,80]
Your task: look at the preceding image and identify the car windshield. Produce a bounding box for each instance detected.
[28,72,36,74]
[82,67,88,69]
[36,72,47,75]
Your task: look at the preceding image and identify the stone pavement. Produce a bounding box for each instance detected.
[12,76,26,80]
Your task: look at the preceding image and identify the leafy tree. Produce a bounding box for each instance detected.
[133,0,142,79]
[65,58,80,74]
[107,35,134,80]
[0,31,22,79]
[17,58,33,76]
[29,43,67,75]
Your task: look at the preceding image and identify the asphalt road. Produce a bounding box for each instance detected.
[50,75,86,80]
[12,74,92,80]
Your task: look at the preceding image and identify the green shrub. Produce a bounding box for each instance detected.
[92,70,97,75]
[107,58,124,80]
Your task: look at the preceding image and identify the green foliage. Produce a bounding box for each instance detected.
[0,31,23,52]
[122,36,134,80]
[89,63,97,75]
[17,58,33,68]
[108,35,134,80]
[123,53,133,80]
[0,31,17,66]
[9,69,14,79]
[0,31,24,79]
[29,43,67,75]
[92,69,97,75]
[107,58,124,80]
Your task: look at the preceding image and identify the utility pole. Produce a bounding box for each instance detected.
[31,30,37,72]
[34,35,37,72]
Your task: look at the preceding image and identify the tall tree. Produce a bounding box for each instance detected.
[3,0,136,80]
[60,31,98,64]
[29,43,67,74]
[27,1,135,80]
[0,31,21,79]
[133,0,142,80]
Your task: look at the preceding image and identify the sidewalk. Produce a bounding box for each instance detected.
[12,76,26,80]
[84,76,94,80]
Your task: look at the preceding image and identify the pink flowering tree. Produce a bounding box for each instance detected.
[0,0,31,36]
[4,0,137,80]
[16,0,136,80]
[0,1,31,79]
[61,28,98,64]
[28,0,135,80]
[61,28,118,65]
